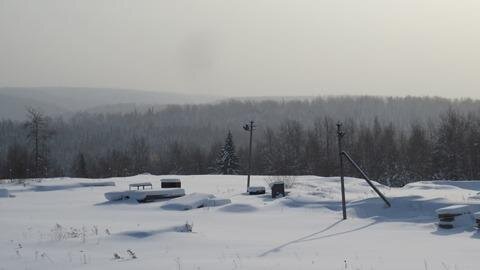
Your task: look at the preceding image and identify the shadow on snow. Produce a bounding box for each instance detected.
[260,195,480,256]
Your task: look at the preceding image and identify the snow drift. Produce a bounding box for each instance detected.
[0,188,10,198]
[162,193,231,210]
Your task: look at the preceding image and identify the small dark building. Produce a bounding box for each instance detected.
[161,178,181,188]
[271,182,285,198]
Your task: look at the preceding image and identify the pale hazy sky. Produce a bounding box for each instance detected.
[1,0,480,98]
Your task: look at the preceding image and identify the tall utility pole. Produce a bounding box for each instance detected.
[336,122,347,220]
[243,121,256,189]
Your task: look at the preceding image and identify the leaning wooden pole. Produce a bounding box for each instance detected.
[341,151,391,207]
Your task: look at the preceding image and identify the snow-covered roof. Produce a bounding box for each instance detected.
[435,205,471,215]
[161,178,181,183]
[162,193,215,210]
[105,188,185,201]
[247,186,265,192]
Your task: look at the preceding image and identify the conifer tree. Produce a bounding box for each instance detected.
[72,152,88,178]
[5,143,31,179]
[216,131,240,174]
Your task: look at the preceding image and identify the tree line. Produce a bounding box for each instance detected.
[1,96,480,187]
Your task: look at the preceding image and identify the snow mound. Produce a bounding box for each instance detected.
[219,203,258,213]
[34,181,115,191]
[204,198,231,207]
[162,193,215,210]
[280,194,334,209]
[405,180,480,191]
[105,188,185,202]
[285,194,326,205]
[33,183,80,191]
[0,188,11,198]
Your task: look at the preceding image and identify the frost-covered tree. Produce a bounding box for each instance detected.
[3,96,480,183]
[404,123,433,181]
[98,150,131,177]
[164,141,185,174]
[258,127,279,174]
[277,120,305,175]
[433,109,468,180]
[216,131,240,174]
[377,123,401,185]
[128,136,150,174]
[304,129,321,175]
[465,114,480,179]
[260,120,305,175]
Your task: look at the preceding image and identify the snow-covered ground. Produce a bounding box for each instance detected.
[1,175,480,270]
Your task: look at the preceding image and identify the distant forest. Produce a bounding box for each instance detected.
[1,95,480,187]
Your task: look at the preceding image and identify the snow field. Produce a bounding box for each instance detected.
[1,175,480,269]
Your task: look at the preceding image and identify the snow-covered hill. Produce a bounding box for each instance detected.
[1,175,479,269]
[0,87,218,121]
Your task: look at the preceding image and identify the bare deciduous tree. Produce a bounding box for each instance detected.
[25,107,53,178]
